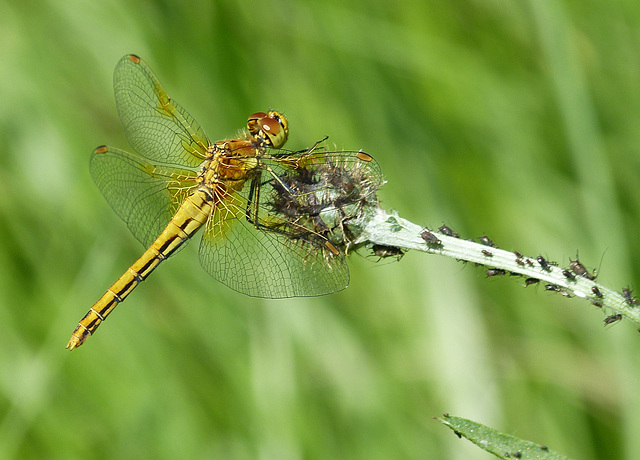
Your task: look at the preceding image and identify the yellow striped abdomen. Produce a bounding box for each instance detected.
[66,189,213,350]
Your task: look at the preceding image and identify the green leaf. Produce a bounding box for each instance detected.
[435,414,572,459]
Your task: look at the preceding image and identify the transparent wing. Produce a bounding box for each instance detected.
[267,148,385,200]
[197,149,383,298]
[199,188,349,298]
[113,54,210,168]
[90,146,199,247]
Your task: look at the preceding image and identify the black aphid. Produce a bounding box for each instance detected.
[537,256,551,271]
[545,284,570,297]
[420,230,442,246]
[604,314,622,325]
[569,258,596,280]
[438,225,459,238]
[371,245,404,261]
[480,235,496,247]
[622,288,638,306]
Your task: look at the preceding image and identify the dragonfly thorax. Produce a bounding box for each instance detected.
[198,139,261,191]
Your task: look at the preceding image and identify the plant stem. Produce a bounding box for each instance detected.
[352,208,640,327]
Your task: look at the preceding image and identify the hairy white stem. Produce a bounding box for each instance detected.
[351,208,640,327]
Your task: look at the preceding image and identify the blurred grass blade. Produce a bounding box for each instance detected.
[435,414,571,459]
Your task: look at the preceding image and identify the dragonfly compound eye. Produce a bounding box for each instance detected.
[268,110,289,137]
[247,112,267,134]
[247,111,289,149]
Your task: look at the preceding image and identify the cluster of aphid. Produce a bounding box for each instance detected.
[407,224,639,328]
[267,149,382,257]
[302,155,639,330]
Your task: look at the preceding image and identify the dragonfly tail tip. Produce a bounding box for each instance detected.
[66,337,81,351]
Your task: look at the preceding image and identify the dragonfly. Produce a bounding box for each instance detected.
[67,54,382,350]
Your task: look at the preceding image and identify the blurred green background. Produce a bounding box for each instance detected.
[1,0,640,458]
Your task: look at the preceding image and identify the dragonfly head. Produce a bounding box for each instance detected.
[247,111,289,149]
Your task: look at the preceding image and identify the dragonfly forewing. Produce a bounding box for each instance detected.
[114,54,209,167]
